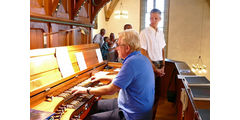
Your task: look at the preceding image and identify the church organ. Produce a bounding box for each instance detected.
[30,44,122,120]
[30,1,123,119]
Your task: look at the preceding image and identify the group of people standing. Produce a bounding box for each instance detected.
[93,24,133,62]
[72,8,165,120]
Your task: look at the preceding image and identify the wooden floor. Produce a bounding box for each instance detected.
[154,97,177,120]
[102,94,177,120]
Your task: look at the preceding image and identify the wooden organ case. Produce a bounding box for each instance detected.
[30,44,122,120]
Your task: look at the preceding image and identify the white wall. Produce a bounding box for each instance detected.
[92,0,140,38]
[167,0,210,79]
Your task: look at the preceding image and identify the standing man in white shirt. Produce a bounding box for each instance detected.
[139,8,166,117]
[93,28,106,48]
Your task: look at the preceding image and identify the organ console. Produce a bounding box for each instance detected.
[30,44,121,120]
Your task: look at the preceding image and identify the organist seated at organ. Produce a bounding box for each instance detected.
[72,29,155,120]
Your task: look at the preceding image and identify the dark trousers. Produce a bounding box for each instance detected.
[152,61,162,104]
[86,99,125,120]
[154,76,161,104]
[152,61,162,119]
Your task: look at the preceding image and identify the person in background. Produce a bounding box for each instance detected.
[139,8,166,118]
[108,33,118,62]
[93,28,106,48]
[71,29,155,120]
[115,23,133,63]
[101,37,110,60]
[124,24,133,30]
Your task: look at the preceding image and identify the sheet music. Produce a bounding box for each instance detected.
[96,48,103,63]
[114,68,121,72]
[75,52,87,71]
[94,71,110,77]
[56,47,75,78]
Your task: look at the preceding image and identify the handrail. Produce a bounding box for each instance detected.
[43,26,89,36]
[30,14,94,28]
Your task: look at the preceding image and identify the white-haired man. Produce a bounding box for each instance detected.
[72,29,155,120]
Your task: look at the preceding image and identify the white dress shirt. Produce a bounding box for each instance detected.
[139,26,166,61]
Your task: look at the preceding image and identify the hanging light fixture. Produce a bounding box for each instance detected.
[191,2,208,75]
[114,0,128,19]
[191,56,207,74]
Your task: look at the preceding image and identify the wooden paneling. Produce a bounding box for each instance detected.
[33,97,64,112]
[78,3,88,17]
[44,0,53,16]
[72,27,89,45]
[30,28,44,49]
[159,61,177,98]
[74,0,85,17]
[51,0,60,15]
[62,0,68,13]
[51,31,68,47]
[50,23,71,47]
[82,32,88,44]
[30,21,48,33]
[30,22,48,49]
[107,62,122,68]
[30,52,63,94]
[67,44,100,72]
[67,44,99,51]
[30,69,62,91]
[194,100,210,109]
[68,0,74,20]
[30,55,59,76]
[30,48,63,102]
[184,99,195,120]
[83,49,99,67]
[30,0,111,50]
[72,28,82,45]
[30,0,45,14]
[52,1,69,19]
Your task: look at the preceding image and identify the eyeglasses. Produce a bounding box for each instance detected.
[116,43,126,47]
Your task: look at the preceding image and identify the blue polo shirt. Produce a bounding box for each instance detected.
[112,51,155,120]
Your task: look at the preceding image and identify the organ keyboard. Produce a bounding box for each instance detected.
[30,44,121,120]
